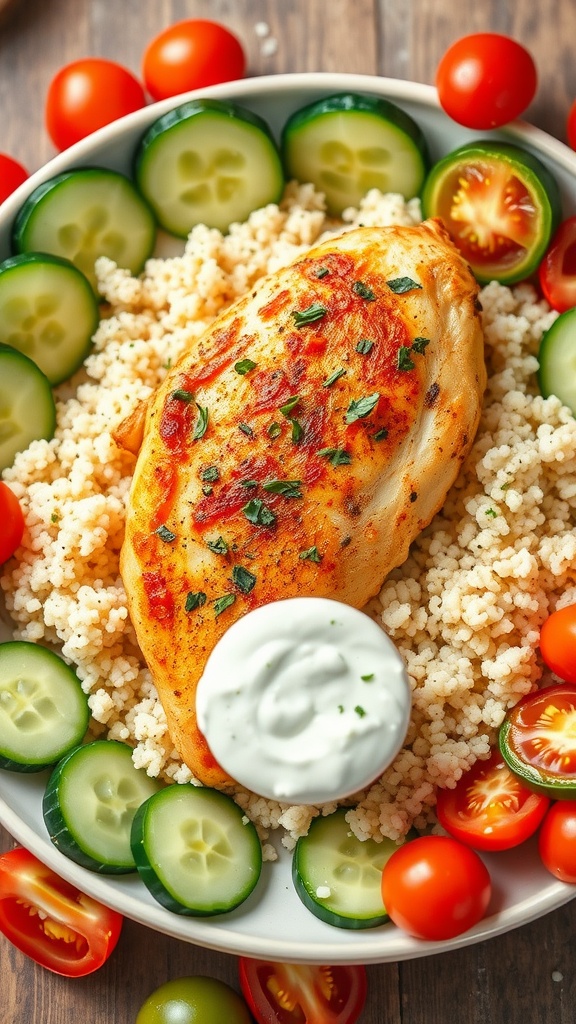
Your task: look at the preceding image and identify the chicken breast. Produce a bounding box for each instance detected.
[121,220,486,788]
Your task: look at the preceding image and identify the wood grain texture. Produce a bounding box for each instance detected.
[1,1,576,1021]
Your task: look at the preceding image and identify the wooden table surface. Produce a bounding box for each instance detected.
[1,1,576,1021]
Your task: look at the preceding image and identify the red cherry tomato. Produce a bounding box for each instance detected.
[142,19,246,102]
[0,847,123,976]
[238,958,367,1024]
[45,58,147,151]
[380,835,491,941]
[0,153,28,203]
[436,749,549,851]
[540,605,576,684]
[0,481,25,564]
[538,801,576,883]
[436,33,537,130]
[539,219,576,312]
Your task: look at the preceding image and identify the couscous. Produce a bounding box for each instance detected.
[1,182,571,857]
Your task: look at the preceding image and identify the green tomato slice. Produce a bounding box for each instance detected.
[499,683,576,798]
[421,141,561,285]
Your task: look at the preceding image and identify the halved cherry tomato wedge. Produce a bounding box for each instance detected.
[436,748,550,851]
[0,846,123,976]
[0,481,25,564]
[499,683,576,798]
[238,958,367,1024]
[421,141,561,285]
[539,217,576,312]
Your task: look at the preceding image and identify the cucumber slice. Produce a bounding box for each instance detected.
[281,92,429,215]
[135,99,284,237]
[292,808,409,929]
[0,641,89,772]
[43,740,163,874]
[0,343,56,472]
[130,783,262,915]
[421,141,561,285]
[0,253,98,385]
[12,168,156,292]
[538,308,576,414]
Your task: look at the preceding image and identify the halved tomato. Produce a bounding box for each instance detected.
[499,683,576,798]
[421,141,561,284]
[538,217,576,312]
[436,748,550,851]
[238,958,367,1024]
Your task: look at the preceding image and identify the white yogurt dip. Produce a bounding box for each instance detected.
[195,597,412,804]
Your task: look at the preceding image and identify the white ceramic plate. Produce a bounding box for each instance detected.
[1,72,575,965]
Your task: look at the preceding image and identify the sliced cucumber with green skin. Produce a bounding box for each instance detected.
[421,141,561,285]
[135,99,285,237]
[292,807,410,929]
[281,92,429,216]
[0,253,99,385]
[0,641,89,773]
[538,308,576,414]
[0,343,56,472]
[12,168,156,293]
[130,783,262,915]
[43,740,163,874]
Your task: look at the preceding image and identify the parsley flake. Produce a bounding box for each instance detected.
[268,422,282,440]
[155,524,177,543]
[355,705,367,718]
[314,266,330,279]
[299,546,322,563]
[242,498,276,527]
[232,565,257,593]
[171,387,194,403]
[412,336,430,355]
[316,447,352,466]
[185,591,206,612]
[192,404,209,439]
[361,673,375,682]
[356,338,374,355]
[279,395,301,417]
[352,280,376,301]
[207,536,228,555]
[234,358,257,375]
[322,368,346,388]
[373,427,389,441]
[200,466,219,483]
[214,593,236,616]
[263,479,303,498]
[345,392,380,423]
[291,302,328,327]
[239,422,254,436]
[397,346,416,372]
[386,276,422,294]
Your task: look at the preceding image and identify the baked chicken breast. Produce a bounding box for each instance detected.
[121,220,486,788]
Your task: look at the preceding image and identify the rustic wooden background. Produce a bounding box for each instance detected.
[1,1,575,1022]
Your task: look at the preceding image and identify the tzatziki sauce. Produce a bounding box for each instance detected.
[195,597,412,804]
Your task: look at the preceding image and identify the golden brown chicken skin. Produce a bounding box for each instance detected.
[121,220,486,788]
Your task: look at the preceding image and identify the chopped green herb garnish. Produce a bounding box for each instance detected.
[361,673,375,682]
[279,395,301,416]
[373,427,389,441]
[345,392,380,423]
[299,546,322,563]
[207,535,228,555]
[352,281,376,301]
[397,346,416,372]
[200,466,219,483]
[485,508,498,518]
[338,704,344,713]
[356,338,374,355]
[263,479,303,498]
[354,705,367,717]
[214,593,236,616]
[202,485,213,496]
[51,513,59,523]
[192,404,209,439]
[386,276,422,294]
[314,266,330,279]
[316,447,352,466]
[412,336,430,354]
[323,368,346,388]
[234,358,257,375]
[232,565,257,593]
[239,422,254,436]
[242,498,277,527]
[291,302,328,327]
[268,422,282,440]
[185,591,206,612]
[289,418,303,443]
[171,387,194,403]
[155,524,177,543]
[241,479,258,489]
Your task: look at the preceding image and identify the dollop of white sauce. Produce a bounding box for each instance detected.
[196,597,412,804]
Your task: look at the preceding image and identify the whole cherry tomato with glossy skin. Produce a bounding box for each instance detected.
[0,480,25,563]
[380,834,491,941]
[436,33,537,130]
[436,749,550,852]
[538,218,576,312]
[142,19,246,102]
[0,153,28,203]
[238,958,367,1024]
[539,604,576,684]
[135,976,252,1024]
[45,58,147,150]
[538,801,576,883]
[0,846,123,976]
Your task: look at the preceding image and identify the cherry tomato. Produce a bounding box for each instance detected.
[436,749,550,852]
[238,959,367,1024]
[0,846,123,976]
[538,801,576,883]
[0,481,25,564]
[538,217,576,312]
[45,58,147,151]
[0,153,28,204]
[540,605,576,682]
[142,19,246,102]
[436,33,537,130]
[136,976,252,1024]
[380,835,491,941]
[499,682,576,798]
